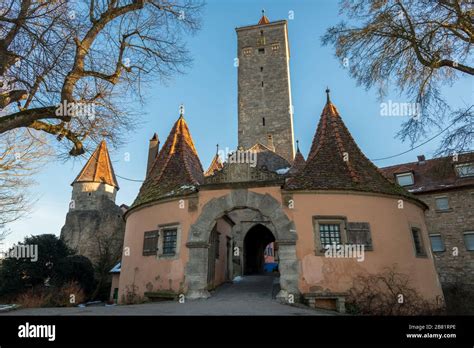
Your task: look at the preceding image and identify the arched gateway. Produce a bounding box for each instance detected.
[185,190,299,300]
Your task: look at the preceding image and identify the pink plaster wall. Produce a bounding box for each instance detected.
[118,198,196,302]
[119,187,443,304]
[287,192,443,301]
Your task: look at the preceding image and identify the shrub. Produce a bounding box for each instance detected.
[346,266,445,315]
[0,234,71,297]
[122,284,142,305]
[53,255,95,297]
[55,281,86,307]
[15,282,86,308]
[16,287,55,308]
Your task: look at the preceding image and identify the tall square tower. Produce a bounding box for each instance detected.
[236,14,295,162]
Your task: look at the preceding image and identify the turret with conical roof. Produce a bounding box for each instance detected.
[289,140,306,174]
[285,90,418,200]
[70,140,119,211]
[132,109,204,208]
[205,145,224,177]
[62,139,125,265]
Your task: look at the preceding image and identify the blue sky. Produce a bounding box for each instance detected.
[3,0,472,249]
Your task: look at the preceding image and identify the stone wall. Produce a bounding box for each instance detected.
[236,21,295,162]
[418,189,474,285]
[61,194,125,266]
[70,182,117,211]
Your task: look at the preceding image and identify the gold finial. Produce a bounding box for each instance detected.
[179,104,185,116]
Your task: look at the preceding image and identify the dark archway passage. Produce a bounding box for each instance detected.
[244,224,276,275]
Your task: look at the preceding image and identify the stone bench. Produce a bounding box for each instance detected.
[303,292,347,313]
[144,291,177,302]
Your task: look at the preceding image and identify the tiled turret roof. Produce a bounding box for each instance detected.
[73,140,119,189]
[289,141,306,174]
[285,91,419,201]
[132,114,204,208]
[205,152,224,177]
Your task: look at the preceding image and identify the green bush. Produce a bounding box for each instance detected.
[53,255,95,297]
[0,234,95,303]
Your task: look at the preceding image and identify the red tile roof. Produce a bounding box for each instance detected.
[205,153,224,177]
[380,153,474,194]
[249,143,290,172]
[73,140,119,189]
[132,115,204,207]
[258,14,270,25]
[289,142,306,174]
[285,94,418,201]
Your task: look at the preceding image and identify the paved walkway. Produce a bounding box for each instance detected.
[2,275,335,316]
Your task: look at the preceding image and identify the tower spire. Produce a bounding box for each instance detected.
[258,9,270,25]
[72,140,119,189]
[179,104,185,117]
[326,87,331,103]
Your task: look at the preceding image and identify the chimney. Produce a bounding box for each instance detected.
[417,155,426,164]
[267,134,275,152]
[147,133,160,175]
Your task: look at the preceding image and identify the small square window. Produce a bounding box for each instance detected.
[411,228,426,257]
[429,234,445,252]
[258,48,265,54]
[319,224,342,246]
[435,197,450,211]
[455,163,474,178]
[271,43,280,51]
[464,232,474,251]
[162,228,177,255]
[395,172,414,186]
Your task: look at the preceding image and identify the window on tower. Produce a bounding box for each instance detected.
[272,43,280,52]
[243,47,252,56]
[258,48,265,54]
[262,117,265,126]
[260,66,263,72]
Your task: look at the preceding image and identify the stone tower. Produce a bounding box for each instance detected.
[236,12,295,162]
[61,140,125,265]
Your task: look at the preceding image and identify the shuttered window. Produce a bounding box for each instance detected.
[143,230,159,256]
[346,222,373,250]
